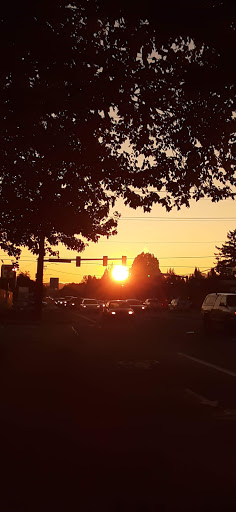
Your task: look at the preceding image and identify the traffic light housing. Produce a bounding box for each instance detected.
[76,256,81,267]
[103,256,108,266]
[122,256,127,266]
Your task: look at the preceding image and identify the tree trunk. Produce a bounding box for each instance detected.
[35,233,45,320]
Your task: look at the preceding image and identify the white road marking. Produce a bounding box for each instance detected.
[71,326,79,337]
[178,352,236,379]
[185,388,218,408]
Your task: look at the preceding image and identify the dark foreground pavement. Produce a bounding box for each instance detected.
[0,309,236,511]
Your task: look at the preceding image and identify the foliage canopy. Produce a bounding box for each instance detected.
[215,229,236,277]
[0,0,235,258]
[131,252,161,280]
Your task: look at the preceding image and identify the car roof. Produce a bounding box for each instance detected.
[82,298,98,301]
[108,299,128,302]
[207,292,236,296]
[220,293,236,295]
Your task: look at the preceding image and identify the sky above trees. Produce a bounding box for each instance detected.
[2,197,234,283]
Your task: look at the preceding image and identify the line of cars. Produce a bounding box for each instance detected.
[53,296,192,315]
[51,292,236,332]
[54,297,146,315]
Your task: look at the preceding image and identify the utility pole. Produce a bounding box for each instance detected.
[35,233,45,320]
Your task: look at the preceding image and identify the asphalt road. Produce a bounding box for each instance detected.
[1,307,236,511]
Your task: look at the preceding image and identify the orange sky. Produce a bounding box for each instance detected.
[1,196,235,284]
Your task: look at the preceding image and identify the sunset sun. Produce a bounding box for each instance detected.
[112,265,129,282]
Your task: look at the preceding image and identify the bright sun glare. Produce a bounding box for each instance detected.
[112,265,129,282]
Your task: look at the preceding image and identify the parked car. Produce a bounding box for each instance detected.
[126,299,146,314]
[103,300,134,321]
[144,298,163,311]
[169,298,191,311]
[80,298,100,313]
[201,292,236,332]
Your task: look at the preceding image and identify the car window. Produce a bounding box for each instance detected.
[204,295,216,306]
[84,299,97,304]
[110,301,128,309]
[214,296,223,307]
[219,296,227,306]
[227,296,236,307]
[109,302,119,309]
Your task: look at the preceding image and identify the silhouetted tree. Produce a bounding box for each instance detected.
[207,268,217,279]
[16,271,36,296]
[17,272,31,286]
[131,252,161,280]
[130,252,163,298]
[1,1,235,315]
[165,268,186,299]
[215,230,236,277]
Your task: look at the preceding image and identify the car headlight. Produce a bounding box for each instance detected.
[128,310,133,315]
[111,311,116,315]
[142,306,145,310]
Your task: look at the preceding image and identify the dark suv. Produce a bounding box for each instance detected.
[201,293,236,332]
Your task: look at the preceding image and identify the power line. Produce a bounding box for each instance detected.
[95,240,225,244]
[120,217,236,221]
[158,256,214,259]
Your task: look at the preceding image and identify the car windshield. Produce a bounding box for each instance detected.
[84,299,97,304]
[110,301,129,309]
[227,296,236,307]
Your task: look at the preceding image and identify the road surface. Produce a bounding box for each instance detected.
[0,308,236,511]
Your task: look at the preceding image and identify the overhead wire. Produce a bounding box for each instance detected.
[120,216,236,221]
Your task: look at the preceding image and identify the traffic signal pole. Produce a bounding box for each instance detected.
[44,257,127,265]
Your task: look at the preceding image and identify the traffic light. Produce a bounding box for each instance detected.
[76,256,81,267]
[122,256,127,266]
[103,256,108,266]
